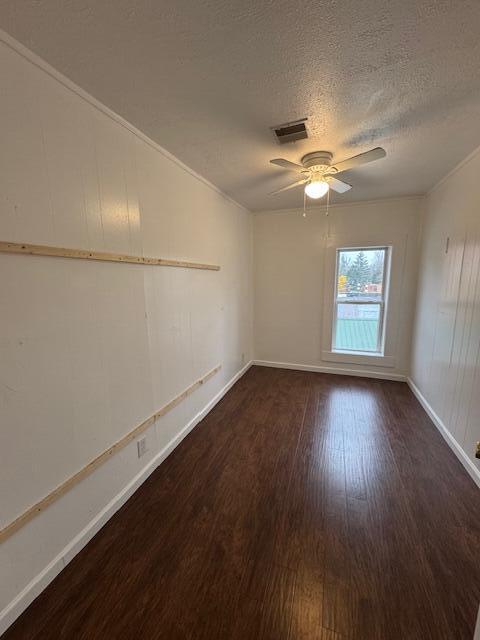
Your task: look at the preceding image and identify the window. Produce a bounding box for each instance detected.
[332,247,389,354]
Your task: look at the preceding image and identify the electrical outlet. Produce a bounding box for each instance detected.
[137,437,148,458]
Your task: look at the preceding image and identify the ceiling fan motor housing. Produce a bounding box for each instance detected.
[301,151,336,174]
[269,146,385,196]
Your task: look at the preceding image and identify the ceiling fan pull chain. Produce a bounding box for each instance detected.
[325,187,331,238]
[303,189,307,217]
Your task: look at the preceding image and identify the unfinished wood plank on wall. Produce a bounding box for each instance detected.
[0,364,221,544]
[0,241,220,270]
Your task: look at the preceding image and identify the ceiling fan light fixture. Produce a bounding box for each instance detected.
[269,147,385,198]
[304,178,329,199]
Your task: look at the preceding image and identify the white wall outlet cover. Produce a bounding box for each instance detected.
[137,437,148,458]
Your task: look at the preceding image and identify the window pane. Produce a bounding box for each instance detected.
[337,248,385,302]
[334,303,381,352]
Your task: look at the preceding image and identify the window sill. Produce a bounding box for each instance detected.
[321,350,396,368]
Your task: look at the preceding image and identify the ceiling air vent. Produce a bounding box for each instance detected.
[271,118,308,144]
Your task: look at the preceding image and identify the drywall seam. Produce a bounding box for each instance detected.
[0,27,248,214]
[0,360,253,637]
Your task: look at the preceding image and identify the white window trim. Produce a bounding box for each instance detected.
[321,233,407,369]
[321,349,397,368]
[332,245,390,355]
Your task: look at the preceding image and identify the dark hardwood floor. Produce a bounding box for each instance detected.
[4,366,480,639]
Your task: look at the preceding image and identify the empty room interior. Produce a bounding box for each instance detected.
[1,2,480,639]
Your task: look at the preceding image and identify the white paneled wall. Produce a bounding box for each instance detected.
[0,36,253,623]
[411,149,480,483]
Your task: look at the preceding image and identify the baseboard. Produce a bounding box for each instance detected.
[0,555,65,637]
[253,360,407,382]
[407,377,480,489]
[0,360,253,637]
[475,605,480,640]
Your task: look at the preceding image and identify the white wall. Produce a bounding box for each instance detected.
[254,197,422,378]
[410,147,480,484]
[0,36,253,626]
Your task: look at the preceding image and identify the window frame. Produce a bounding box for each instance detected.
[332,246,390,355]
[321,232,406,370]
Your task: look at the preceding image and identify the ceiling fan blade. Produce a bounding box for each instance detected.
[270,158,305,173]
[270,178,307,195]
[332,147,386,174]
[327,176,352,193]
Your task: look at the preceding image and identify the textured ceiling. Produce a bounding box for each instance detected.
[1,1,480,210]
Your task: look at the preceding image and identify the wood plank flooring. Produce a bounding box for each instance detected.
[3,366,480,639]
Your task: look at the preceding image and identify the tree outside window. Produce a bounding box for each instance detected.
[334,248,388,352]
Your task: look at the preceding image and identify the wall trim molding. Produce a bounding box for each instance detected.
[0,241,220,271]
[253,360,407,381]
[0,28,248,215]
[253,194,425,215]
[427,142,480,196]
[0,360,253,637]
[407,377,480,489]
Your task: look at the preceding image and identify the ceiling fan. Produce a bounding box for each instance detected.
[269,147,386,199]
